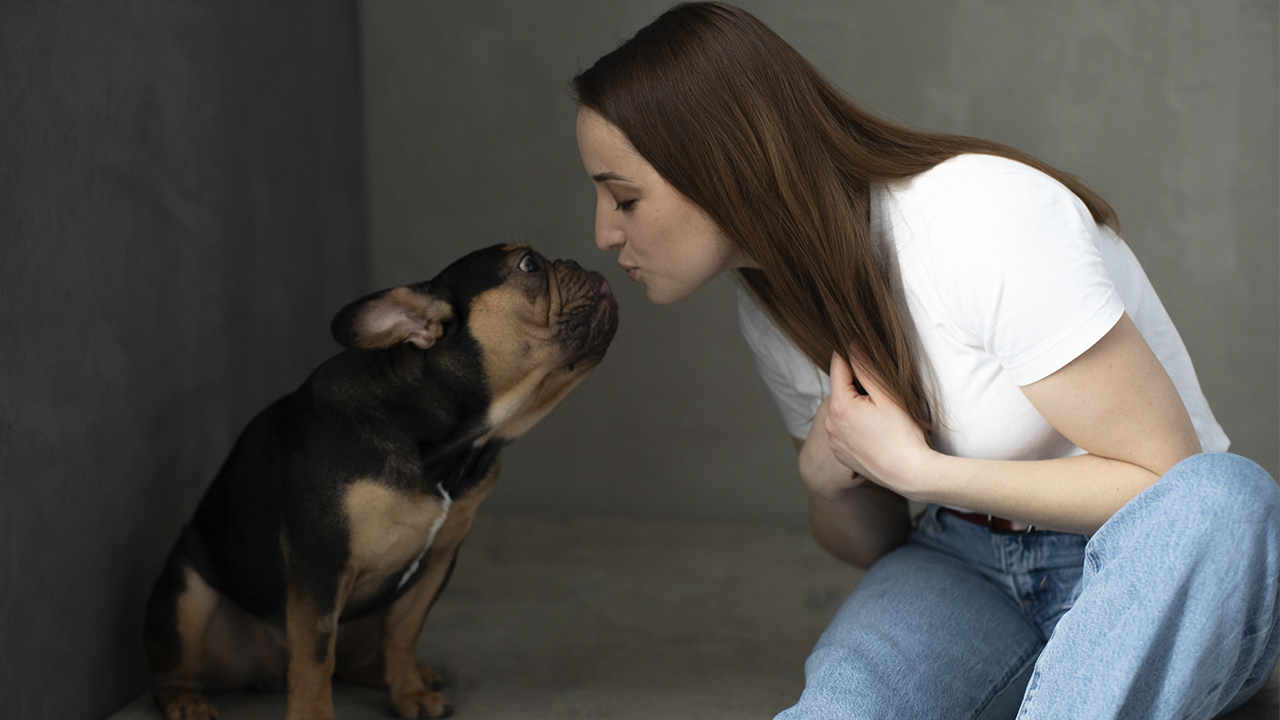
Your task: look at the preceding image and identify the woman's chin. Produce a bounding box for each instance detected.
[644,278,713,305]
[645,284,684,305]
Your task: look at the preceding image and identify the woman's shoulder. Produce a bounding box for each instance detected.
[881,153,1093,239]
[878,152,1108,329]
[892,154,1068,205]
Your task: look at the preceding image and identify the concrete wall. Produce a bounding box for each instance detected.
[360,0,1279,524]
[2,1,1274,715]
[0,2,365,717]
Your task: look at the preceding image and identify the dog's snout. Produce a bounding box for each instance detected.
[560,259,582,270]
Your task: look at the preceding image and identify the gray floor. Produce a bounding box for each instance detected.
[112,514,1278,720]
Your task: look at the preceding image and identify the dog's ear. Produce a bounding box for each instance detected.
[331,285,454,350]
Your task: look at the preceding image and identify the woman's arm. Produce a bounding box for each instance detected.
[795,398,911,568]
[824,313,1202,535]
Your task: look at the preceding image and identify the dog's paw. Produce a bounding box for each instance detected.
[417,663,445,691]
[156,690,219,720]
[390,687,453,719]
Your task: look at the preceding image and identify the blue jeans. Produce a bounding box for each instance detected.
[776,453,1280,719]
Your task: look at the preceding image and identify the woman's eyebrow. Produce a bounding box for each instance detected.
[591,171,632,183]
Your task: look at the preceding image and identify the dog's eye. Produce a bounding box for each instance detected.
[518,254,540,273]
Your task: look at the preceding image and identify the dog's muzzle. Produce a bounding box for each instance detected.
[554,260,619,371]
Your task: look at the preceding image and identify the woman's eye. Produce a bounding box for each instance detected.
[518,254,540,273]
[615,199,637,211]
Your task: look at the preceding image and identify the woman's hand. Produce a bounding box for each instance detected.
[825,349,936,500]
[798,395,867,500]
[793,397,913,568]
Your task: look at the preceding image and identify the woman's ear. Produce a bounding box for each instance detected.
[330,285,454,350]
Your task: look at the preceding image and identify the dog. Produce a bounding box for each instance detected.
[144,244,618,720]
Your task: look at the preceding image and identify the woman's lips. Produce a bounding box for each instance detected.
[619,263,638,281]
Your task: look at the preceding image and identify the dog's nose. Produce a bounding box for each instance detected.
[560,259,582,270]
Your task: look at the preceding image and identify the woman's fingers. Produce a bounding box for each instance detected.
[824,345,934,494]
[845,346,890,405]
[827,351,861,425]
[828,351,856,399]
[830,347,891,406]
[825,351,869,472]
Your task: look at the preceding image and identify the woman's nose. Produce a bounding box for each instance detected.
[595,214,624,252]
[596,231,622,252]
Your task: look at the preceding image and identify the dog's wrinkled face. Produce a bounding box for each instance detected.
[463,245,617,439]
[332,243,619,442]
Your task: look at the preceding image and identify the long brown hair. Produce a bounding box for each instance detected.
[573,2,1118,436]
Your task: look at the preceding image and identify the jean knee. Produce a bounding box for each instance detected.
[1148,453,1278,526]
[803,644,862,692]
[1090,454,1278,574]
[776,645,866,719]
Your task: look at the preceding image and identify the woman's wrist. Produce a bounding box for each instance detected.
[805,470,866,501]
[798,456,864,500]
[875,446,958,505]
[798,437,866,500]
[805,480,910,568]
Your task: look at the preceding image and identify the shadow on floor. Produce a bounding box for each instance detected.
[112,514,1279,720]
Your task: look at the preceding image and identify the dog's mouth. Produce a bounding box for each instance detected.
[552,260,619,372]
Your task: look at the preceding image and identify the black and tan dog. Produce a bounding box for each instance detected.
[144,244,618,720]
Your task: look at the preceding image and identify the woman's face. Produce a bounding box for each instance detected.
[575,108,753,305]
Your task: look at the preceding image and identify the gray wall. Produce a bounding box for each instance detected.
[360,0,1279,524]
[0,2,365,717]
[1,1,1275,716]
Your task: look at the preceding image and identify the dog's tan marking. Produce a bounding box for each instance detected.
[199,599,287,693]
[154,688,219,720]
[343,480,452,607]
[178,566,219,665]
[152,566,222,720]
[485,371,589,441]
[332,466,500,719]
[466,270,596,442]
[281,476,481,720]
[380,465,499,719]
[284,574,354,720]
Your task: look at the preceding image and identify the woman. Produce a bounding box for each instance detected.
[573,3,1279,719]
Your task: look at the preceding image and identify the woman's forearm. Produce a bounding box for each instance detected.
[806,479,911,569]
[915,452,1164,536]
[794,428,911,568]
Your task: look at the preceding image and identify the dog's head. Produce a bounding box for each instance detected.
[330,244,619,443]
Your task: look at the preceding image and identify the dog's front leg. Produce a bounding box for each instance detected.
[381,540,462,719]
[382,493,490,720]
[282,539,353,720]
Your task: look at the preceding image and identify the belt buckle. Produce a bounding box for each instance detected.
[986,514,1037,534]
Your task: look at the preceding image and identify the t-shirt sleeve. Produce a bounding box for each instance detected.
[736,285,830,440]
[901,159,1126,386]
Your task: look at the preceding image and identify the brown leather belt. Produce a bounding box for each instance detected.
[942,508,1039,535]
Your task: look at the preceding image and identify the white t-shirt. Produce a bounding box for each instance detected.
[738,154,1229,462]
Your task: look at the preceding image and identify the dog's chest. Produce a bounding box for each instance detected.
[342,480,453,602]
